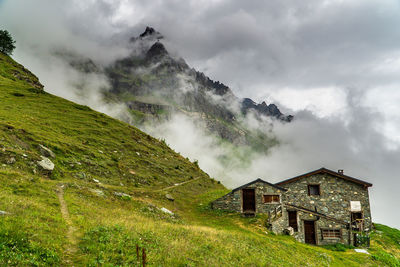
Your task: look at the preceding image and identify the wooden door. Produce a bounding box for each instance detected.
[242,189,255,212]
[288,211,298,231]
[304,220,316,244]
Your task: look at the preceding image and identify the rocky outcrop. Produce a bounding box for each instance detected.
[242,98,293,122]
[39,144,55,158]
[127,101,173,117]
[146,42,169,61]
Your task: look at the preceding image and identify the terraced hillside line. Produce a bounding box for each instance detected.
[56,184,78,265]
[154,177,202,192]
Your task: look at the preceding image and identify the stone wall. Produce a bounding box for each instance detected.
[211,190,242,212]
[280,173,371,245]
[212,181,285,214]
[280,173,372,231]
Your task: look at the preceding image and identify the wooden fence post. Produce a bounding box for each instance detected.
[142,248,146,267]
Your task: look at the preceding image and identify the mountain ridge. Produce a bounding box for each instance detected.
[101,27,292,151]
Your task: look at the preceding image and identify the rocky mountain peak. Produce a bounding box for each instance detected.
[139,26,163,40]
[241,98,292,121]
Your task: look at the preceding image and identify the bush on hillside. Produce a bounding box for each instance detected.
[0,30,16,56]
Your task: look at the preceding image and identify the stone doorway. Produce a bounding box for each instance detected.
[304,220,316,244]
[242,189,255,213]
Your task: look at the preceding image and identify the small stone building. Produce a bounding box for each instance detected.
[212,168,373,246]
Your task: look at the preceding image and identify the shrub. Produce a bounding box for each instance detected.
[0,30,16,56]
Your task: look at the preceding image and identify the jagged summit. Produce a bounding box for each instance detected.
[139,26,163,40]
[129,26,163,44]
[241,98,293,122]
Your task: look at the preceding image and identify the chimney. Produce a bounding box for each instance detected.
[338,169,344,175]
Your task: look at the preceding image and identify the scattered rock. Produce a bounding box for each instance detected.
[160,207,174,215]
[93,178,100,183]
[283,226,294,236]
[165,193,174,201]
[98,150,103,154]
[37,156,54,171]
[22,154,27,158]
[89,188,105,197]
[114,192,131,200]
[6,157,16,164]
[38,144,55,158]
[354,249,369,254]
[75,172,86,179]
[136,152,140,156]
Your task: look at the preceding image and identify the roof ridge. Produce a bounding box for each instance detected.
[275,167,372,187]
[232,178,287,192]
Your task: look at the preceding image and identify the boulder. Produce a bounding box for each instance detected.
[283,226,294,236]
[37,156,54,171]
[160,207,174,215]
[39,144,55,158]
[354,249,369,254]
[165,193,174,201]
[6,157,15,164]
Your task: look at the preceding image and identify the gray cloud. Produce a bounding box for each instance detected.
[0,0,399,228]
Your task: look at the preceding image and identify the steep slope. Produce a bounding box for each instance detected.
[0,53,399,266]
[0,52,222,265]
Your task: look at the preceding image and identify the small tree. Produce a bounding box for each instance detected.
[0,30,16,56]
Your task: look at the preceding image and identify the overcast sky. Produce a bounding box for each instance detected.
[1,0,400,228]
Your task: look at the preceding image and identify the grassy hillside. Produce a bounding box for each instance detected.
[0,52,399,266]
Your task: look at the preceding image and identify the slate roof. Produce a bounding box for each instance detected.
[275,167,373,187]
[232,178,288,192]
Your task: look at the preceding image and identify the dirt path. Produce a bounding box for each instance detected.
[154,177,202,192]
[56,184,78,265]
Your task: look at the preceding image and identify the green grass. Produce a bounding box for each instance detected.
[0,52,399,266]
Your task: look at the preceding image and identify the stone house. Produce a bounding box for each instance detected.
[212,168,373,246]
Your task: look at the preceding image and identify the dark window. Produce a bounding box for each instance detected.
[308,184,320,196]
[263,195,280,203]
[322,229,341,239]
[288,210,298,231]
[351,212,364,231]
[351,212,363,222]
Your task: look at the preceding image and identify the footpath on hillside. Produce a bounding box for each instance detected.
[56,184,78,265]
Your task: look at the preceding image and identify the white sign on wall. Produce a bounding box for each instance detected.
[350,201,361,212]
